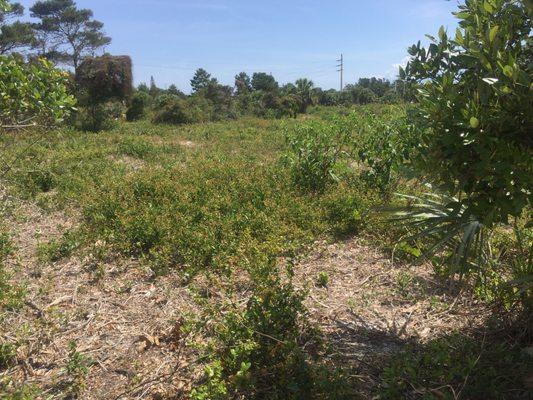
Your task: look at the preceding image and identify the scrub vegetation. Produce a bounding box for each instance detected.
[0,0,531,399]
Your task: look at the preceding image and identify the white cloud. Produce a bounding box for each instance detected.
[384,56,411,80]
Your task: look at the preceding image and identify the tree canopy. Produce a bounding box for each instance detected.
[234,72,252,95]
[76,54,133,104]
[251,72,279,92]
[30,0,111,69]
[191,68,217,93]
[0,1,34,54]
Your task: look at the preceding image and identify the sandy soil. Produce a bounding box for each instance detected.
[1,199,488,399]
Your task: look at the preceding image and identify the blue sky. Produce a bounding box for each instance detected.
[17,0,460,92]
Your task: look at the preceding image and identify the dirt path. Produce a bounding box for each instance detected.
[1,201,488,399]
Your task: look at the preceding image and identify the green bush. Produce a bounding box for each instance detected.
[351,109,415,194]
[152,93,179,110]
[321,184,367,237]
[152,95,208,125]
[192,263,353,399]
[0,55,75,129]
[284,118,351,192]
[392,0,533,316]
[402,0,532,226]
[381,334,533,399]
[75,103,118,132]
[126,91,150,121]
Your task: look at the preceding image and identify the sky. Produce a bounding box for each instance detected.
[17,0,461,92]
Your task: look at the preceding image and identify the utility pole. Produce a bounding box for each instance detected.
[337,54,344,92]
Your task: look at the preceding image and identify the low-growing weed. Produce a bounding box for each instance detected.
[193,261,354,399]
[0,382,40,400]
[283,117,351,192]
[381,334,533,399]
[117,136,158,159]
[81,159,330,276]
[0,231,25,313]
[0,342,17,369]
[37,230,81,264]
[316,271,329,288]
[65,341,92,396]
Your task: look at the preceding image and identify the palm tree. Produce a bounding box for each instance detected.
[295,78,315,113]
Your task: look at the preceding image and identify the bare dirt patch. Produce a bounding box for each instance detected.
[145,136,199,150]
[294,238,489,387]
[107,155,147,171]
[178,140,197,149]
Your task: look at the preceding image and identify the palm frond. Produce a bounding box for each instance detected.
[386,192,489,274]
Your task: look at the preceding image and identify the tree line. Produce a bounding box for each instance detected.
[1,0,414,131]
[128,69,412,126]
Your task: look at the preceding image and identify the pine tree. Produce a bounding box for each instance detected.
[0,1,34,54]
[30,0,111,69]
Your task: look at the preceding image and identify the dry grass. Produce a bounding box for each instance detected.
[1,202,202,399]
[294,238,489,378]
[1,199,490,399]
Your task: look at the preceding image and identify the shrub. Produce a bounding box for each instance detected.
[381,334,533,399]
[353,87,378,104]
[352,110,415,194]
[321,185,367,237]
[279,94,301,118]
[392,0,533,316]
[192,263,353,399]
[0,55,75,130]
[284,118,351,192]
[380,89,401,104]
[152,95,208,125]
[126,92,150,121]
[339,86,378,105]
[401,0,532,226]
[188,95,214,122]
[75,103,117,132]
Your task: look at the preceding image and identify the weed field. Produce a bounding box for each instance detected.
[0,106,531,399]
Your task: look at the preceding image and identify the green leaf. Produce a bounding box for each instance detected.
[483,1,494,13]
[503,65,514,78]
[455,11,470,19]
[438,26,446,40]
[455,28,464,43]
[470,117,480,129]
[489,25,499,42]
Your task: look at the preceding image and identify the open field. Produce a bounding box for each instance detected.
[1,0,532,398]
[1,107,530,399]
